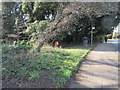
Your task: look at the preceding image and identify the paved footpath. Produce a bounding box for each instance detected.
[68,43,119,88]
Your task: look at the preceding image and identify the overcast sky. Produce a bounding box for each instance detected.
[114,23,120,33]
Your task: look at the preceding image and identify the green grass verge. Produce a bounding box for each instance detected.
[2,44,92,88]
[108,38,118,40]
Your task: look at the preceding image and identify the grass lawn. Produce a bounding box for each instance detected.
[2,44,92,88]
[108,38,118,40]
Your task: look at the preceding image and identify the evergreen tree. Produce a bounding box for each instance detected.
[21,2,58,22]
[2,2,16,34]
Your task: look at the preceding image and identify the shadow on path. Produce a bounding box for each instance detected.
[67,43,119,88]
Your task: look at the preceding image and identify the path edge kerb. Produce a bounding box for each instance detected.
[63,43,99,88]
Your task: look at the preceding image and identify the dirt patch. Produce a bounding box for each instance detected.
[2,70,56,88]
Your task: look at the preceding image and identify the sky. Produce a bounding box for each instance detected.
[114,23,120,33]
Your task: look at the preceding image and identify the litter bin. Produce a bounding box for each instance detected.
[83,37,88,47]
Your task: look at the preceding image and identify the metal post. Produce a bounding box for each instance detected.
[91,29,93,46]
[90,18,95,46]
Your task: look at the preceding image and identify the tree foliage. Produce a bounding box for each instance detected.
[2,2,16,34]
[1,2,119,52]
[24,20,50,35]
[21,2,59,22]
[35,2,119,52]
